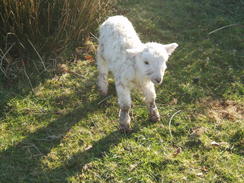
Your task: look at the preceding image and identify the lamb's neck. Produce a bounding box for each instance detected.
[133,65,148,83]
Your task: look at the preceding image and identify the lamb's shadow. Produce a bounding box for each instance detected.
[42,119,153,182]
[43,130,129,181]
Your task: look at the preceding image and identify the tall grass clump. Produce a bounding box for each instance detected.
[0,0,114,79]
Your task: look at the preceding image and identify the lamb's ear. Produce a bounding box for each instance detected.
[164,43,178,56]
[126,48,143,57]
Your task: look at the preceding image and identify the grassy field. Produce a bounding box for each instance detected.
[0,0,243,182]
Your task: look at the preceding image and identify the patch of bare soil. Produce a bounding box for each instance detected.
[199,98,243,122]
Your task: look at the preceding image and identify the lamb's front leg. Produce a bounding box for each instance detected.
[142,83,160,122]
[116,83,132,132]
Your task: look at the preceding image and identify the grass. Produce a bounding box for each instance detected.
[0,0,114,80]
[0,0,244,182]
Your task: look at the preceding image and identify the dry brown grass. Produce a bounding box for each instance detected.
[199,97,243,123]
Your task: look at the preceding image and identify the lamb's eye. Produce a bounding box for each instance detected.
[144,61,149,65]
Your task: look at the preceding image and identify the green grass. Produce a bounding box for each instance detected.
[0,0,244,182]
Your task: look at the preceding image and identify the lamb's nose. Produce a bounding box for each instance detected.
[154,78,162,84]
[156,78,161,83]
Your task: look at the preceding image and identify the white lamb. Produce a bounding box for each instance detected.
[96,15,178,132]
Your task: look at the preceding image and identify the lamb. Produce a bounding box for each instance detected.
[96,15,178,132]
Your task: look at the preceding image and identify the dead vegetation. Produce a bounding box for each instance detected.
[199,97,243,123]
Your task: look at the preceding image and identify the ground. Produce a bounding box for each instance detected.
[0,0,243,182]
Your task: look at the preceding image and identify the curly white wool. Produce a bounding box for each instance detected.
[97,15,178,131]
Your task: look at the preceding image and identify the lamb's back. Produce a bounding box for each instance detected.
[99,16,142,60]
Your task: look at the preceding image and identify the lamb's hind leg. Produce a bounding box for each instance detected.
[97,48,108,96]
[142,83,160,122]
[116,83,132,132]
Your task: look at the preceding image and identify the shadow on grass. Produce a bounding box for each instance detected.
[42,120,155,182]
[0,100,98,182]
[43,130,128,181]
[0,68,57,118]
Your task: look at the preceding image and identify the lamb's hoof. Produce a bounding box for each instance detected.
[149,114,160,122]
[119,124,132,134]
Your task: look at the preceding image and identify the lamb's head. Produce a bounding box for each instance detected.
[127,42,178,84]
